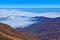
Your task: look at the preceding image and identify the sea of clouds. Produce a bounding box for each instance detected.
[0,9,60,28]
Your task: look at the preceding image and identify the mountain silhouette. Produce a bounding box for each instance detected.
[16,17,60,40]
[0,23,41,40]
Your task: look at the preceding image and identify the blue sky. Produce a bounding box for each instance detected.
[0,0,60,8]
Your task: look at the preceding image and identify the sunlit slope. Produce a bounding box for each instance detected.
[0,23,41,40]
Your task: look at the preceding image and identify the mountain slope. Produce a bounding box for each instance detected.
[16,17,60,40]
[0,23,41,40]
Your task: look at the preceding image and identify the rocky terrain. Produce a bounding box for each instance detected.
[0,23,41,40]
[16,17,60,40]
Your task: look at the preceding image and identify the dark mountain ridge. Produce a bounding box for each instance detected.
[16,17,60,40]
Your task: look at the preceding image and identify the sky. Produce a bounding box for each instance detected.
[0,0,60,8]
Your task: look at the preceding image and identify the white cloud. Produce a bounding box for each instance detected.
[0,9,60,28]
[0,9,60,18]
[35,12,60,18]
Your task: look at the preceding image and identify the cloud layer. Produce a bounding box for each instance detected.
[0,9,60,28]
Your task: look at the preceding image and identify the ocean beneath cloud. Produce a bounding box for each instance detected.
[0,8,60,28]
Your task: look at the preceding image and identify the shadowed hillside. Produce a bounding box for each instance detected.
[0,23,41,40]
[16,17,60,40]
